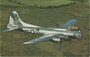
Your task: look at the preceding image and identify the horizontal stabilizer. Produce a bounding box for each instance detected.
[3,29,12,32]
[3,27,18,32]
[64,19,77,29]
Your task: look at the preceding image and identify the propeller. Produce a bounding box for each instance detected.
[60,38,64,47]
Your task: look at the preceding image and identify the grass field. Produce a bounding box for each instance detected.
[0,0,74,8]
[17,0,74,7]
[0,0,89,57]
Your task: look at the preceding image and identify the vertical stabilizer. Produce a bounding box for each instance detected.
[3,11,39,32]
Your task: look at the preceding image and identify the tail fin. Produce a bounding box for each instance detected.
[3,11,24,32]
[3,11,39,32]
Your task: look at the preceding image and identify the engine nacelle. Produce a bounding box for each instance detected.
[52,35,68,42]
[59,35,68,39]
[52,38,60,42]
[68,26,79,31]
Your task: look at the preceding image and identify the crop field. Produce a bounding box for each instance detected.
[0,0,89,57]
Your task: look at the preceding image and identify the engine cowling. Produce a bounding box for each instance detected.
[68,26,79,31]
[52,34,68,42]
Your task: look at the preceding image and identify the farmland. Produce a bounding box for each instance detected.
[0,0,89,57]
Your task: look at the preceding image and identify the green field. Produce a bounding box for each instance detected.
[17,0,74,7]
[0,0,89,57]
[1,0,74,7]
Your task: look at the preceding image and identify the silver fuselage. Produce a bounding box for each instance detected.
[22,27,82,39]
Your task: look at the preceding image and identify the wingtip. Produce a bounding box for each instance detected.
[2,29,9,32]
[23,41,34,44]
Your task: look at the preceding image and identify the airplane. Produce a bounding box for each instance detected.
[3,11,82,45]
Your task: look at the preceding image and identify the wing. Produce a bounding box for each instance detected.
[23,34,54,44]
[64,19,77,29]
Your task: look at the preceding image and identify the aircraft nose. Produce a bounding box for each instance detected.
[75,32,82,39]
